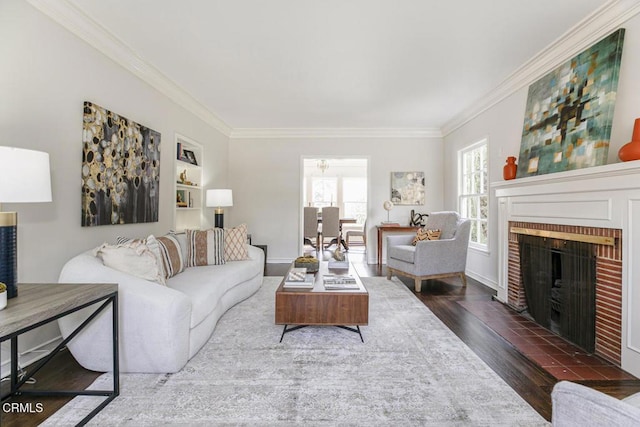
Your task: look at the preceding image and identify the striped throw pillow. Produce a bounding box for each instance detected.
[157,234,185,278]
[224,223,249,261]
[186,228,225,266]
[412,228,441,246]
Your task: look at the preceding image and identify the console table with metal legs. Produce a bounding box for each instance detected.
[0,283,119,426]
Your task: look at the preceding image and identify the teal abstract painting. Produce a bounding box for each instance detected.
[516,29,625,178]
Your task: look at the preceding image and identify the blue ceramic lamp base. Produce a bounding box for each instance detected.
[214,210,224,229]
[0,212,18,299]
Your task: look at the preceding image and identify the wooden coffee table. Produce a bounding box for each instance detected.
[275,261,369,342]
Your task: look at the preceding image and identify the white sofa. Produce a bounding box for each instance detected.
[58,241,264,373]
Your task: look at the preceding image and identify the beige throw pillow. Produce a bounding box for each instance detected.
[224,223,249,261]
[95,236,166,285]
[412,228,441,246]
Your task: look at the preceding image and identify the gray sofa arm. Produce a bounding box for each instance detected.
[552,381,640,426]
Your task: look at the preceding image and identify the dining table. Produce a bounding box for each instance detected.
[317,217,357,250]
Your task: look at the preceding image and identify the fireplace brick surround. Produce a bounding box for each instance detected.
[494,161,640,377]
[507,221,622,365]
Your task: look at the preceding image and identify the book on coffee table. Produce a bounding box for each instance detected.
[323,274,359,290]
[284,268,314,288]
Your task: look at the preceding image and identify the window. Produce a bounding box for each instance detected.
[459,140,488,249]
[342,177,367,223]
[311,177,337,207]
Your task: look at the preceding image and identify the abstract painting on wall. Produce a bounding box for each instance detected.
[82,101,161,226]
[516,29,625,178]
[391,172,425,205]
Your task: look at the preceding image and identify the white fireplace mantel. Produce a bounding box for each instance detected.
[492,160,640,377]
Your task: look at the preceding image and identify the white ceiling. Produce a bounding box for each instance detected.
[60,0,611,132]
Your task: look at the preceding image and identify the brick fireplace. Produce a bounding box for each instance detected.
[494,161,640,377]
[507,221,622,365]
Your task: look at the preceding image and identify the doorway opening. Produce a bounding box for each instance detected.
[301,158,368,258]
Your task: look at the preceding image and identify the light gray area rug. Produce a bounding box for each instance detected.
[44,277,548,426]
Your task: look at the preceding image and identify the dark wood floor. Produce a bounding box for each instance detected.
[4,246,640,425]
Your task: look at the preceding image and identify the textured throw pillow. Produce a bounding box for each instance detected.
[412,228,441,246]
[157,234,185,278]
[94,237,166,285]
[114,235,166,279]
[186,228,225,266]
[224,223,249,261]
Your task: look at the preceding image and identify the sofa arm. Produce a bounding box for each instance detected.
[552,381,640,426]
[58,251,192,373]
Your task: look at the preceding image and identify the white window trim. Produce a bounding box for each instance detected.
[458,138,489,253]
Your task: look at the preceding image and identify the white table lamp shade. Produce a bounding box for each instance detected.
[206,189,233,207]
[0,146,52,203]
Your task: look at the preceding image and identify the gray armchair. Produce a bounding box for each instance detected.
[552,381,640,426]
[386,211,471,292]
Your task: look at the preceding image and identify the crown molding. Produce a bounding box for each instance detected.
[27,0,640,141]
[441,0,640,137]
[229,127,442,139]
[26,0,233,137]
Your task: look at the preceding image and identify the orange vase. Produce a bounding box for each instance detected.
[503,156,517,180]
[618,118,640,162]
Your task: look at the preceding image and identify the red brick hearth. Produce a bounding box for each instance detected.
[507,221,622,365]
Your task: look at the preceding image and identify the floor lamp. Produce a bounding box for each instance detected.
[0,146,52,299]
[206,189,233,228]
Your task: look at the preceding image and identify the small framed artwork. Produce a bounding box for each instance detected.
[181,149,198,166]
[176,190,188,207]
[391,172,425,205]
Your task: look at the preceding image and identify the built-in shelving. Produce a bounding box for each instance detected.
[174,134,203,231]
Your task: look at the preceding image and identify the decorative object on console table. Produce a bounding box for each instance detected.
[206,189,233,228]
[503,156,517,180]
[516,29,625,178]
[390,172,425,205]
[0,146,52,299]
[382,200,394,223]
[618,118,640,162]
[409,209,428,227]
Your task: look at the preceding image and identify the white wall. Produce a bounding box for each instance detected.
[228,137,443,264]
[0,0,230,366]
[442,14,640,289]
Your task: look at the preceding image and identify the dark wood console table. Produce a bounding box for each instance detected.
[376,225,420,264]
[0,283,118,426]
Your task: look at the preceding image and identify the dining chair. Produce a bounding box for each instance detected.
[303,206,320,248]
[344,219,367,249]
[320,206,340,249]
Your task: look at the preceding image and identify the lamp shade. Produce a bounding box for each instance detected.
[0,146,52,203]
[206,189,233,207]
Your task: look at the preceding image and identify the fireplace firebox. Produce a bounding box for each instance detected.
[519,235,596,352]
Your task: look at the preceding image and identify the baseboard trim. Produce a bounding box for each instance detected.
[1,336,63,379]
[465,270,498,291]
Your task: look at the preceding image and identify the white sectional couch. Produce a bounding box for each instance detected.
[58,236,264,374]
